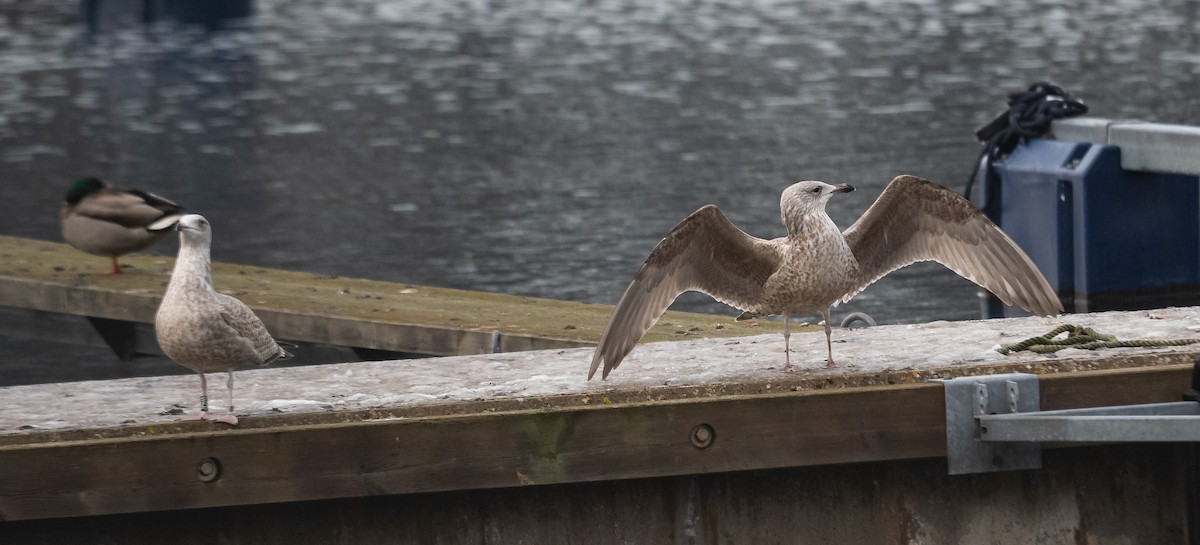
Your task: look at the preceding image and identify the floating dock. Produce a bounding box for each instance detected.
[2,301,1198,542]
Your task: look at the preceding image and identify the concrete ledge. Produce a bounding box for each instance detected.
[1053,118,1200,175]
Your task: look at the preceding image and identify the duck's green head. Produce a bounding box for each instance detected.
[65,177,107,204]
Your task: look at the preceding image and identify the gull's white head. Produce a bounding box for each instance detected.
[780,180,854,229]
[176,214,213,246]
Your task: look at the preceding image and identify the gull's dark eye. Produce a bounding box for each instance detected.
[810,187,821,193]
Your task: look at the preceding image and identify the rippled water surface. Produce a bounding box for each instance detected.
[2,0,1199,376]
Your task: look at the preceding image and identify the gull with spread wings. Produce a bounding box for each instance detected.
[588,175,1061,380]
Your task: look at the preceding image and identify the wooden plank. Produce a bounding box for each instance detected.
[4,296,1199,521]
[1,363,1192,521]
[0,384,942,520]
[1038,364,1195,410]
[0,235,783,356]
[5,307,1200,443]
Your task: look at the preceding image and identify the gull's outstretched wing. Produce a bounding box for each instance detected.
[841,175,1061,316]
[589,205,783,379]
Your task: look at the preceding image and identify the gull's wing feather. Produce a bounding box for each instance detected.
[216,293,292,365]
[589,205,782,379]
[842,175,1062,316]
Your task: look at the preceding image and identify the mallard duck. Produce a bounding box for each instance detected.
[155,214,293,425]
[60,177,186,274]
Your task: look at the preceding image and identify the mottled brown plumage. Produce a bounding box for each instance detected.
[155,214,292,424]
[589,175,1062,380]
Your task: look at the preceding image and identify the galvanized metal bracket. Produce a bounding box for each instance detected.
[941,372,1200,475]
[939,373,1042,475]
[977,400,1200,443]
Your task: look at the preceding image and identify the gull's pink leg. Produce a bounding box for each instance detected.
[783,313,792,371]
[822,307,836,368]
[182,372,209,421]
[210,371,238,425]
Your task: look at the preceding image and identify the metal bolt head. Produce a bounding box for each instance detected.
[691,424,715,449]
[197,457,221,483]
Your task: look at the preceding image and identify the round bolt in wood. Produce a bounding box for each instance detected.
[197,457,221,483]
[690,424,715,449]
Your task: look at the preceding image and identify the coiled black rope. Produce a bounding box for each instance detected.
[963,81,1089,199]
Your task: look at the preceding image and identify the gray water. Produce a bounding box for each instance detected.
[2,0,1199,382]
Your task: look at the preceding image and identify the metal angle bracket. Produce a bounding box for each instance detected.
[938,373,1042,475]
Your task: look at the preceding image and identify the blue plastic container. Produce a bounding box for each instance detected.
[980,138,1200,317]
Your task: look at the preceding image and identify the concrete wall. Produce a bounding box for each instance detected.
[3,444,1190,544]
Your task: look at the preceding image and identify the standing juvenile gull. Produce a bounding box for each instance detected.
[155,214,292,425]
[589,175,1062,380]
[61,177,185,274]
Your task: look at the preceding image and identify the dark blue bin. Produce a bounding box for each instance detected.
[980,138,1200,317]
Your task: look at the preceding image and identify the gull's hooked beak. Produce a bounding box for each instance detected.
[833,183,855,193]
[174,214,206,234]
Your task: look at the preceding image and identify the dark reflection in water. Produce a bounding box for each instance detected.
[82,0,254,33]
[1,0,1198,377]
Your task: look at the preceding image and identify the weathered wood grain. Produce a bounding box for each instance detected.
[0,384,941,520]
[0,364,1191,521]
[0,235,784,356]
[1038,363,1195,409]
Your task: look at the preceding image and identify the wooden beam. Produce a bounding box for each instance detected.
[0,364,1191,521]
[1038,364,1197,410]
[0,384,947,520]
[0,235,783,356]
